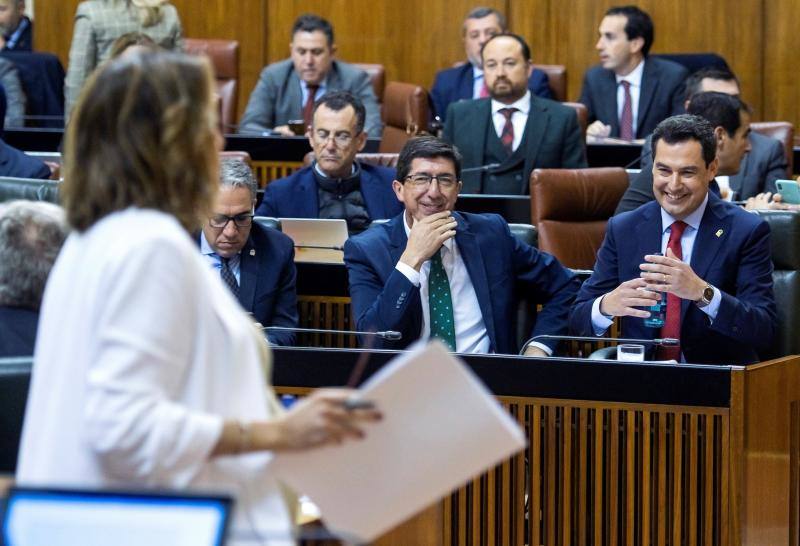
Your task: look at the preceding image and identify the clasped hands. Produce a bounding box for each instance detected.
[600,248,707,318]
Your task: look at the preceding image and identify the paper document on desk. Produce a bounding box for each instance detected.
[271,341,526,543]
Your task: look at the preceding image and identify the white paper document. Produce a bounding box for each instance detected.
[272,341,527,543]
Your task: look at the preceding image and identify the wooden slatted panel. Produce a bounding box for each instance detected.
[437,399,728,546]
[296,296,356,348]
[252,160,304,187]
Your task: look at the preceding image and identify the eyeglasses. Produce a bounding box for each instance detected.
[404,173,459,190]
[312,130,355,148]
[209,213,254,229]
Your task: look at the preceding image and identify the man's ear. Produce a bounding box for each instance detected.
[630,36,645,55]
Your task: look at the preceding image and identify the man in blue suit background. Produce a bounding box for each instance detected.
[344,136,580,356]
[256,91,401,233]
[429,6,552,121]
[202,158,298,346]
[570,115,776,364]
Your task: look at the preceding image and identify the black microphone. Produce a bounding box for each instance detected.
[527,334,678,346]
[292,244,344,251]
[623,147,651,170]
[461,162,501,174]
[262,325,402,341]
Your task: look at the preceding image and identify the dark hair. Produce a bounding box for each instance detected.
[687,91,748,137]
[652,114,717,167]
[313,91,366,134]
[62,51,218,233]
[683,66,739,102]
[481,32,531,63]
[109,32,158,59]
[396,136,462,182]
[464,7,507,31]
[291,14,334,46]
[605,5,654,56]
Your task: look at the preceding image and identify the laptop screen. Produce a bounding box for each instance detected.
[2,487,232,546]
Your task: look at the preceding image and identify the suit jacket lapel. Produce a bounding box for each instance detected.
[680,194,730,321]
[461,100,491,192]
[453,213,497,350]
[359,167,385,219]
[637,60,658,136]
[388,215,422,336]
[598,70,620,135]
[727,155,750,200]
[457,64,474,101]
[238,236,258,312]
[297,169,321,217]
[286,70,303,120]
[522,97,550,178]
[636,203,663,271]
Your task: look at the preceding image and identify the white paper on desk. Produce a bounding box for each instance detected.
[271,341,527,543]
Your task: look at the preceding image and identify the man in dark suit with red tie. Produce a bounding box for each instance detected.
[570,114,776,364]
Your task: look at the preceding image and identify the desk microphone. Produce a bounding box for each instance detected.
[623,148,651,170]
[522,334,678,352]
[262,325,402,341]
[293,244,344,251]
[461,162,501,174]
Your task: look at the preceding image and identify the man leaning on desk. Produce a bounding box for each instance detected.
[238,13,382,138]
[570,114,776,365]
[344,136,581,356]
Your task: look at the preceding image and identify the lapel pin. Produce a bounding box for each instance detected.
[249,249,256,256]
[715,229,723,238]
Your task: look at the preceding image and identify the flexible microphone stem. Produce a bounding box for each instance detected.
[526,334,678,346]
[263,325,402,341]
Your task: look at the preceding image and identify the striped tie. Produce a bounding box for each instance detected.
[498,107,517,155]
[619,80,634,140]
[220,257,239,299]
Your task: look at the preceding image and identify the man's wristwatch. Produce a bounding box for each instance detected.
[695,284,714,308]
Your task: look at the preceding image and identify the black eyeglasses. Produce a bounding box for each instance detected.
[209,213,254,229]
[404,173,459,189]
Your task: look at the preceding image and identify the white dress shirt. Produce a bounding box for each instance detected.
[491,90,531,152]
[591,195,722,349]
[17,208,294,543]
[300,78,327,108]
[615,59,645,138]
[472,64,485,98]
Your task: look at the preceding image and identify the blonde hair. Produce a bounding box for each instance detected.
[62,51,219,233]
[130,0,167,27]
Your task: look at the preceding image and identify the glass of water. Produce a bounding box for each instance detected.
[617,344,645,362]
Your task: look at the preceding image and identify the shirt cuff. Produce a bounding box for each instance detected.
[395,261,421,286]
[699,285,722,322]
[591,296,614,335]
[526,341,553,356]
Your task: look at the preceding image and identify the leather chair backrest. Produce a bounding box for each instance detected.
[563,101,588,140]
[185,38,239,131]
[0,356,32,473]
[380,82,429,153]
[532,64,566,102]
[353,63,386,102]
[254,216,282,231]
[0,177,59,203]
[754,210,800,358]
[651,53,730,74]
[219,150,252,166]
[530,167,629,270]
[751,121,794,178]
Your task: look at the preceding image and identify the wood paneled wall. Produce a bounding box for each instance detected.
[31,0,800,128]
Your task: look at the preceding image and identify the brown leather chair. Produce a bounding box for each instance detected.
[379,82,429,153]
[219,150,252,166]
[530,167,629,270]
[185,38,239,131]
[532,64,566,102]
[751,121,794,178]
[353,63,386,102]
[303,152,399,169]
[563,101,588,140]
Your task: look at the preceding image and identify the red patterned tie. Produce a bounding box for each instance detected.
[657,220,687,361]
[499,107,517,155]
[478,79,489,98]
[619,80,634,140]
[302,84,319,128]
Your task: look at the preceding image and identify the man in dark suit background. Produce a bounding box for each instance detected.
[0,0,32,51]
[344,136,580,356]
[615,92,752,214]
[570,115,776,364]
[0,200,68,357]
[256,91,402,232]
[579,5,687,140]
[239,14,381,137]
[443,33,586,194]
[201,158,298,346]
[429,6,552,121]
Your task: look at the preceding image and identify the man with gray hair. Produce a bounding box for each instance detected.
[429,6,552,121]
[200,158,298,346]
[0,200,68,356]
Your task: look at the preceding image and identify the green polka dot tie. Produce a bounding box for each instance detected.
[428,249,456,351]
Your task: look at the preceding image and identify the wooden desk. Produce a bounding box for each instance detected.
[274,347,800,546]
